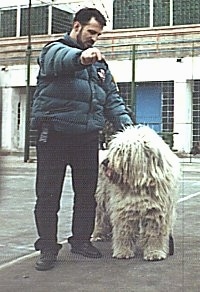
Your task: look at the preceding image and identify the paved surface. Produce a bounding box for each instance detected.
[0,153,200,292]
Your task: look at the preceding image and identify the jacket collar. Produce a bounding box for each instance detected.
[63,33,84,50]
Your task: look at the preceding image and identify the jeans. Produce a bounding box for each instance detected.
[34,128,99,252]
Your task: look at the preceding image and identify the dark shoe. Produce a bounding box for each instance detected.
[35,251,59,271]
[68,238,102,258]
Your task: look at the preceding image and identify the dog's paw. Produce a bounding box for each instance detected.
[91,236,104,242]
[143,250,167,261]
[91,233,112,242]
[112,250,135,259]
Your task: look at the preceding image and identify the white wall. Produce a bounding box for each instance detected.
[1,87,27,151]
[1,88,15,150]
[108,56,200,82]
[0,65,38,87]
[0,56,199,152]
[108,56,198,152]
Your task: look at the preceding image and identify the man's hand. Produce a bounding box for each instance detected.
[80,48,105,65]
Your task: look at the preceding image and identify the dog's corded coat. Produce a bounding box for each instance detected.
[93,125,180,261]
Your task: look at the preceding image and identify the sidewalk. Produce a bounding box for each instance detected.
[0,153,199,292]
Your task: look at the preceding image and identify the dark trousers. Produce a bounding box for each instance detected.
[34,129,99,252]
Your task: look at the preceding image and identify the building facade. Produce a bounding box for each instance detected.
[0,3,73,38]
[0,1,200,154]
[113,0,200,28]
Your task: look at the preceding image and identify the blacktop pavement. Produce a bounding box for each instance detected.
[0,152,200,292]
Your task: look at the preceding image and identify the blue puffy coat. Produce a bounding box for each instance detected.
[31,34,132,134]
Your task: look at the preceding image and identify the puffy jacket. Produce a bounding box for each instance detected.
[31,34,132,134]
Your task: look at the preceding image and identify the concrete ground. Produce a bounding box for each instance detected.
[0,153,199,292]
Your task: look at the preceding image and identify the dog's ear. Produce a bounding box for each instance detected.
[101,158,109,167]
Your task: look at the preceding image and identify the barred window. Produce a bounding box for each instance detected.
[0,9,17,37]
[173,0,200,25]
[113,0,150,29]
[20,6,48,36]
[52,7,73,34]
[153,0,170,27]
[192,80,200,144]
[162,81,174,132]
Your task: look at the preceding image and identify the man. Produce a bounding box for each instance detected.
[31,7,133,271]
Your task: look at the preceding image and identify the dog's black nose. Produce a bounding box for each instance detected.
[101,158,109,167]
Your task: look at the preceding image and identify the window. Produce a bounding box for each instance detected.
[20,6,48,36]
[52,7,73,34]
[153,0,170,27]
[173,0,200,25]
[113,0,150,29]
[0,9,17,37]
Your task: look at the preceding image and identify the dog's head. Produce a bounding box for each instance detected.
[102,125,180,190]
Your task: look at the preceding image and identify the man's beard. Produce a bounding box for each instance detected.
[77,29,94,49]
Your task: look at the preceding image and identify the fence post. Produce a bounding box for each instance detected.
[24,0,32,162]
[131,45,136,115]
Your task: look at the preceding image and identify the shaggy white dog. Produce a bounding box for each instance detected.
[93,125,180,261]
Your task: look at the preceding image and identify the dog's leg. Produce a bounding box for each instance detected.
[92,167,112,241]
[112,218,138,259]
[92,211,112,241]
[141,214,170,261]
[92,199,112,242]
[143,235,169,261]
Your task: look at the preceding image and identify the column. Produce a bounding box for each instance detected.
[173,79,192,153]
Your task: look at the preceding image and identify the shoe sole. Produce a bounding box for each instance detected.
[35,264,55,271]
[35,261,56,271]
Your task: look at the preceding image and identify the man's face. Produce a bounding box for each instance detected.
[74,17,103,49]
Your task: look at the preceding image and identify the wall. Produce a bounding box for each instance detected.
[1,25,200,152]
[108,57,197,152]
[0,64,37,151]
[0,56,197,152]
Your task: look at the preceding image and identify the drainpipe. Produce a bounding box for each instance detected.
[24,0,32,162]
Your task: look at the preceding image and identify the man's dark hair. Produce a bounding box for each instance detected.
[73,7,106,27]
